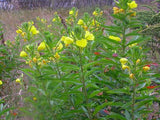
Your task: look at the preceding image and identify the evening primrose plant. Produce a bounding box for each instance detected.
[17,1,159,120]
[92,0,159,120]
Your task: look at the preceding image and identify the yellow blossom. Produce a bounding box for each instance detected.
[52,18,56,22]
[83,26,88,31]
[38,42,46,51]
[30,25,39,35]
[47,24,52,28]
[85,31,94,40]
[61,36,66,41]
[109,35,121,42]
[129,43,137,47]
[33,97,37,101]
[36,17,40,21]
[77,19,84,25]
[120,58,128,65]
[122,65,130,70]
[57,43,63,50]
[130,11,136,17]
[16,78,21,83]
[118,9,124,13]
[129,74,134,79]
[33,57,37,63]
[91,20,100,26]
[20,51,28,57]
[42,60,47,65]
[93,11,98,16]
[127,1,138,9]
[100,11,103,15]
[76,39,87,48]
[113,7,119,14]
[41,19,46,23]
[0,80,3,85]
[16,29,22,34]
[21,32,26,37]
[61,36,73,46]
[54,52,60,59]
[69,10,74,15]
[136,59,140,64]
[143,66,150,72]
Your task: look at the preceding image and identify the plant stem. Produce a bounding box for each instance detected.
[122,26,126,57]
[79,48,92,120]
[132,83,136,120]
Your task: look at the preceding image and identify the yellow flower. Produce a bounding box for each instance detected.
[109,35,121,42]
[54,52,60,59]
[16,78,21,83]
[122,65,130,70]
[28,21,34,25]
[136,59,140,64]
[113,7,119,14]
[129,43,137,47]
[33,57,37,63]
[129,74,134,79]
[120,58,128,65]
[33,97,37,101]
[61,36,66,41]
[21,32,26,37]
[143,66,150,72]
[118,9,124,13]
[42,60,47,65]
[69,10,74,15]
[57,43,63,50]
[47,24,52,28]
[77,19,84,25]
[41,19,46,23]
[16,29,22,34]
[130,12,136,17]
[61,37,73,46]
[91,20,100,26]
[20,51,28,57]
[52,18,56,22]
[30,25,39,35]
[0,80,3,85]
[76,39,87,48]
[83,26,88,31]
[127,1,138,9]
[100,11,103,15]
[36,17,40,21]
[38,42,46,51]
[93,11,98,16]
[85,31,94,40]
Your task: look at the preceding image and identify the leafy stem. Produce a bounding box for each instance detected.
[122,26,126,57]
[79,48,92,120]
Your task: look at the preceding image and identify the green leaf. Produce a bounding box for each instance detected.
[89,90,101,98]
[86,83,99,89]
[94,102,123,115]
[124,110,131,120]
[105,112,127,120]
[93,102,108,115]
[106,88,129,94]
[0,107,14,117]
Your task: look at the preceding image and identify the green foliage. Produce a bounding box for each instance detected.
[15,1,160,120]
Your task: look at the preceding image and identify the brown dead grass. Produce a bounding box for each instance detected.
[0,9,57,41]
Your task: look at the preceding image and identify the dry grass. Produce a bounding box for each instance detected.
[0,9,57,41]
